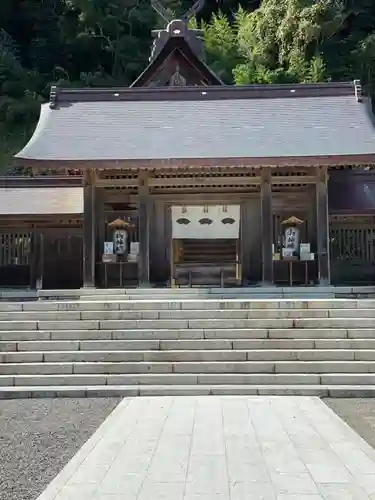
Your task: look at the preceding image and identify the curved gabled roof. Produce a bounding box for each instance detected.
[15,82,375,167]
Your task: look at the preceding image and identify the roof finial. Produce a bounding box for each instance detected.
[151,0,205,26]
[181,0,205,24]
[150,0,205,61]
[151,0,174,23]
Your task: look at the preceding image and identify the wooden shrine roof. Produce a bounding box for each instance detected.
[15,81,375,168]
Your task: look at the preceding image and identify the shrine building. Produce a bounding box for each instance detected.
[2,11,375,290]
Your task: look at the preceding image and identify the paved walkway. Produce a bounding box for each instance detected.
[37,396,375,500]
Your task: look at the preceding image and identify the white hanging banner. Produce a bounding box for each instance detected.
[171,205,240,239]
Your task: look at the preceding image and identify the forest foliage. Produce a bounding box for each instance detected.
[1,0,375,169]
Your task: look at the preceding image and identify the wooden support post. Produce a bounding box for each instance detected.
[138,172,150,286]
[30,231,43,290]
[83,169,96,287]
[316,166,330,285]
[151,201,168,285]
[36,233,44,290]
[96,188,105,285]
[240,201,250,286]
[260,168,274,285]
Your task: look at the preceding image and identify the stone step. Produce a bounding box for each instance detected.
[38,292,323,300]
[1,295,375,399]
[3,349,375,363]
[2,299,375,313]
[36,286,337,296]
[3,317,375,331]
[4,372,375,387]
[4,338,375,352]
[2,384,375,399]
[3,360,375,375]
[1,285,374,300]
[2,328,372,341]
[2,308,375,321]
[0,373,321,386]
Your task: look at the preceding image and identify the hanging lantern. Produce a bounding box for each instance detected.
[281,216,304,254]
[108,218,134,256]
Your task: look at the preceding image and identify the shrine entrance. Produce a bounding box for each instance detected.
[170,204,241,287]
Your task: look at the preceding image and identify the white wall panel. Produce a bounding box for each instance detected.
[171,205,240,239]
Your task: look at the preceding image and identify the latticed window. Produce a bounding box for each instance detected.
[0,233,31,266]
[330,225,375,262]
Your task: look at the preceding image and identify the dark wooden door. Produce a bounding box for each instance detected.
[42,232,83,289]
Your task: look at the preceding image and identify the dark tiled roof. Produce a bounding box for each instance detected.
[16,82,375,163]
[0,187,83,215]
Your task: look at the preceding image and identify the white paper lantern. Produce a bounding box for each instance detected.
[113,229,127,255]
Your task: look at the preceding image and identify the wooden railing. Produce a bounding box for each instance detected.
[0,232,31,287]
[330,217,375,284]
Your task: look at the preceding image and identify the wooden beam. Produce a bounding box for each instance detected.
[83,170,96,287]
[149,176,261,187]
[261,168,274,284]
[316,166,330,285]
[271,175,316,185]
[149,193,259,202]
[96,175,317,190]
[96,178,137,188]
[138,172,150,285]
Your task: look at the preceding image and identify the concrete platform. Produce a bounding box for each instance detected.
[37,396,375,500]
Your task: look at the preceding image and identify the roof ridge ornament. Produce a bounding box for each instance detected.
[151,0,205,25]
[151,0,174,23]
[150,0,205,61]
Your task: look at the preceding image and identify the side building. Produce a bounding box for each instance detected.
[1,17,375,289]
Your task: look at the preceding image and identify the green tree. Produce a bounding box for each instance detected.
[2,0,375,172]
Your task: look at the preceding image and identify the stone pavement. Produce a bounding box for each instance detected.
[37,396,375,500]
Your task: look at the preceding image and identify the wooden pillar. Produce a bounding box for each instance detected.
[316,166,330,285]
[240,201,251,285]
[83,169,96,287]
[138,172,150,286]
[151,201,168,284]
[37,233,44,290]
[30,231,43,290]
[95,188,105,288]
[260,168,274,284]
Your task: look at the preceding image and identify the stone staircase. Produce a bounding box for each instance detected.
[2,289,375,398]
